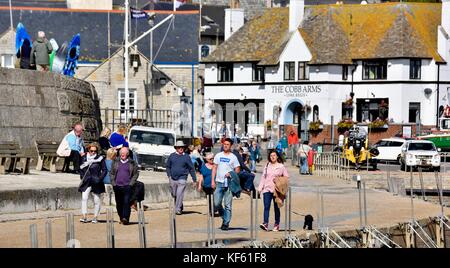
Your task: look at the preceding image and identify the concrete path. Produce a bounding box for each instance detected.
[0,164,448,248]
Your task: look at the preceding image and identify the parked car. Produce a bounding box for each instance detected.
[372,138,406,163]
[399,140,441,171]
[128,126,176,170]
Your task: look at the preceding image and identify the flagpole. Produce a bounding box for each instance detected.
[9,0,13,31]
[125,0,130,120]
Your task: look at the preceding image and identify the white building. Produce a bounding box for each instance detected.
[202,1,450,141]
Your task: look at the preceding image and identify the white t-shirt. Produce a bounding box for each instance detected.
[214,152,240,184]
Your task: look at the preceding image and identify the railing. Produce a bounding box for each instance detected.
[101,108,182,132]
[314,152,351,181]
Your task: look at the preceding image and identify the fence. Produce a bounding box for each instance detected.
[314,152,351,181]
[101,108,182,132]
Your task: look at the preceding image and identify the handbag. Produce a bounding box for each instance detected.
[57,134,71,157]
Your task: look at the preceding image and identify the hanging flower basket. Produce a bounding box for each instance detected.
[309,120,324,132]
[369,118,389,130]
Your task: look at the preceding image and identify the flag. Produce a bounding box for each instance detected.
[175,0,186,9]
[130,7,149,19]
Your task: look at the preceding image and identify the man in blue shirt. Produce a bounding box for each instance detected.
[166,140,197,215]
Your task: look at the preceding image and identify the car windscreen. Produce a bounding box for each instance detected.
[129,130,175,146]
[408,143,435,151]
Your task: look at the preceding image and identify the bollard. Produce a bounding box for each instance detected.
[363,181,368,227]
[255,191,259,242]
[320,189,325,228]
[250,190,254,241]
[45,220,52,248]
[410,167,415,222]
[210,194,215,245]
[30,224,38,248]
[106,208,115,248]
[358,178,363,229]
[418,168,426,201]
[138,202,147,248]
[288,187,292,235]
[65,213,75,248]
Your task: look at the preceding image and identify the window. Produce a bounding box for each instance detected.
[1,54,14,68]
[356,98,389,122]
[298,62,309,80]
[410,59,421,80]
[409,102,421,123]
[118,88,137,116]
[284,62,295,81]
[218,63,233,82]
[201,45,210,58]
[342,65,348,81]
[252,63,265,81]
[363,60,387,80]
[313,105,319,122]
[129,130,175,146]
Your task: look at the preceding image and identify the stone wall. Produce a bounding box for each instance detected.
[0,67,102,155]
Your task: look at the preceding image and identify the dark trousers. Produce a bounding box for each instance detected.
[64,150,81,172]
[113,185,132,221]
[263,192,280,225]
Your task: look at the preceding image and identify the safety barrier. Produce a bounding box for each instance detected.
[314,152,351,181]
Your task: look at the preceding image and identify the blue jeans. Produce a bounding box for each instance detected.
[214,182,233,226]
[249,160,256,172]
[300,156,308,174]
[263,192,280,225]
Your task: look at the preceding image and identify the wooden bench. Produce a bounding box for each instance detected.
[35,141,60,173]
[0,142,31,174]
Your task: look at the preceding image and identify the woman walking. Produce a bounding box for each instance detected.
[79,143,107,223]
[258,150,289,232]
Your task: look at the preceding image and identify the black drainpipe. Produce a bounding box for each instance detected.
[436,63,441,128]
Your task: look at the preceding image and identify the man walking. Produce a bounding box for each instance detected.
[30,31,53,71]
[166,140,197,215]
[110,147,139,225]
[212,138,240,230]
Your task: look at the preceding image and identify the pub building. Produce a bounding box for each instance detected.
[202,0,450,144]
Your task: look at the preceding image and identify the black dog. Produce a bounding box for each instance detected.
[303,214,314,230]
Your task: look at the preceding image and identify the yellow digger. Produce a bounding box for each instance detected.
[341,126,379,170]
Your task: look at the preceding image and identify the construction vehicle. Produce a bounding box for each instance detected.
[341,126,379,170]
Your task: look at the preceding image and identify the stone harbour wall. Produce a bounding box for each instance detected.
[0,67,102,155]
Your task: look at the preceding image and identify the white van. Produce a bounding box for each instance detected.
[128,126,176,170]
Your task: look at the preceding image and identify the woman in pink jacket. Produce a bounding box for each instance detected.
[258,150,289,232]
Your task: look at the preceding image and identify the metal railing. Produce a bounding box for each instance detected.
[101,108,182,131]
[314,152,351,181]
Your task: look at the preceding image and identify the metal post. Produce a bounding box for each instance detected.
[139,202,147,248]
[320,189,324,229]
[45,220,52,248]
[288,187,292,235]
[250,190,254,241]
[255,191,259,241]
[363,181,368,227]
[410,167,415,222]
[358,178,363,229]
[30,224,38,248]
[106,208,115,248]
[418,168,426,201]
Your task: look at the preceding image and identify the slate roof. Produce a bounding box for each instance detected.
[203,3,445,65]
[0,7,199,63]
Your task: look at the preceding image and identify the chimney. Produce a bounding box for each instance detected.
[289,0,304,33]
[443,0,450,36]
[225,8,245,40]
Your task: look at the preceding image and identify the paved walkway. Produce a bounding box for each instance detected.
[0,164,448,248]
